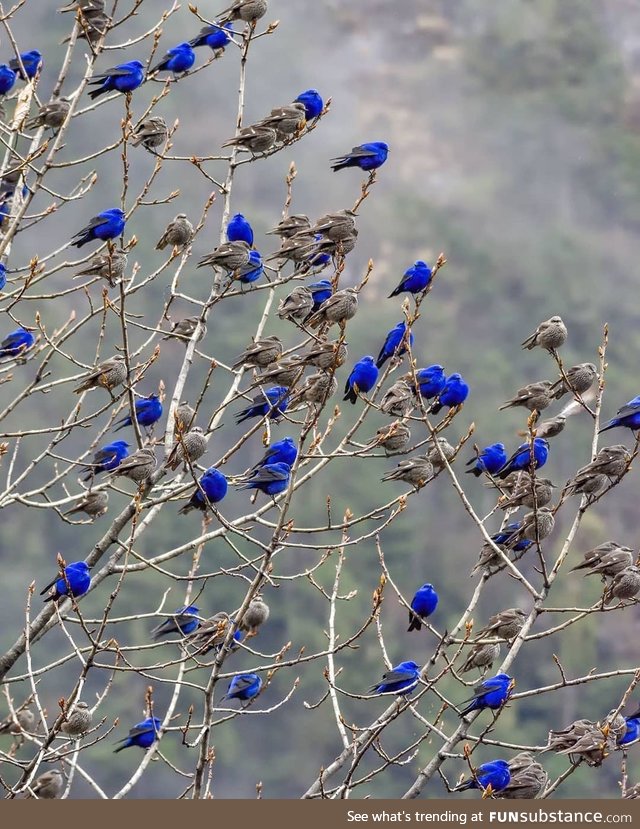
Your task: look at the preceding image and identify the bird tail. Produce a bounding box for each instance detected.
[387,286,402,298]
[113,741,129,753]
[464,467,482,477]
[87,87,107,100]
[452,780,474,792]
[70,236,89,248]
[430,402,443,415]
[343,385,357,405]
[375,355,386,370]
[330,159,348,172]
[407,613,422,632]
[112,419,128,433]
[498,401,513,411]
[598,421,616,434]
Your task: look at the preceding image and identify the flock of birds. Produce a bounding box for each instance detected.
[1,0,640,800]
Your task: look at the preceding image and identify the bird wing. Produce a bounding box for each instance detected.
[614,400,640,419]
[72,214,110,236]
[378,666,417,685]
[125,721,158,740]
[332,145,379,161]
[92,65,139,80]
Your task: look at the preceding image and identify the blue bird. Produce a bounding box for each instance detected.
[430,373,469,414]
[453,759,511,794]
[0,327,34,359]
[88,60,145,99]
[0,263,6,291]
[490,522,532,554]
[0,65,16,95]
[236,461,291,497]
[344,356,379,404]
[237,249,264,284]
[408,583,438,632]
[618,717,640,748]
[82,439,130,481]
[376,321,413,369]
[152,605,200,640]
[9,50,42,80]
[331,141,389,173]
[600,395,640,434]
[308,279,333,312]
[222,673,262,702]
[41,561,91,603]
[414,365,446,400]
[388,260,432,298]
[495,438,549,479]
[179,467,228,514]
[114,717,161,753]
[189,22,235,50]
[113,394,163,432]
[306,234,332,270]
[466,443,507,478]
[150,42,195,75]
[458,673,513,717]
[71,208,126,248]
[294,89,323,120]
[370,660,420,696]
[236,386,289,423]
[227,212,254,246]
[250,436,298,470]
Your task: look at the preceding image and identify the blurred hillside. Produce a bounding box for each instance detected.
[1,0,640,798]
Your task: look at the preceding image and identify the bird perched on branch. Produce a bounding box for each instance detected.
[458,673,513,717]
[521,315,567,353]
[452,759,511,795]
[114,717,161,753]
[131,116,168,150]
[235,386,289,423]
[549,363,597,400]
[495,438,549,478]
[499,381,553,413]
[88,60,144,99]
[238,595,270,634]
[0,327,34,359]
[151,605,200,640]
[472,608,527,642]
[569,541,634,579]
[26,769,65,799]
[25,97,70,131]
[10,50,42,80]
[61,701,92,738]
[64,489,109,520]
[232,336,282,370]
[71,208,126,247]
[376,321,413,369]
[430,373,469,414]
[150,42,195,76]
[107,448,156,484]
[74,355,126,395]
[189,22,235,51]
[113,394,163,433]
[165,426,207,471]
[388,260,432,298]
[331,141,389,172]
[217,0,268,24]
[156,214,193,250]
[369,660,420,696]
[82,440,129,481]
[41,561,90,603]
[600,396,640,433]
[179,467,228,514]
[74,249,127,287]
[381,457,433,489]
[465,443,507,477]
[407,583,438,632]
[222,673,263,703]
[344,356,379,404]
